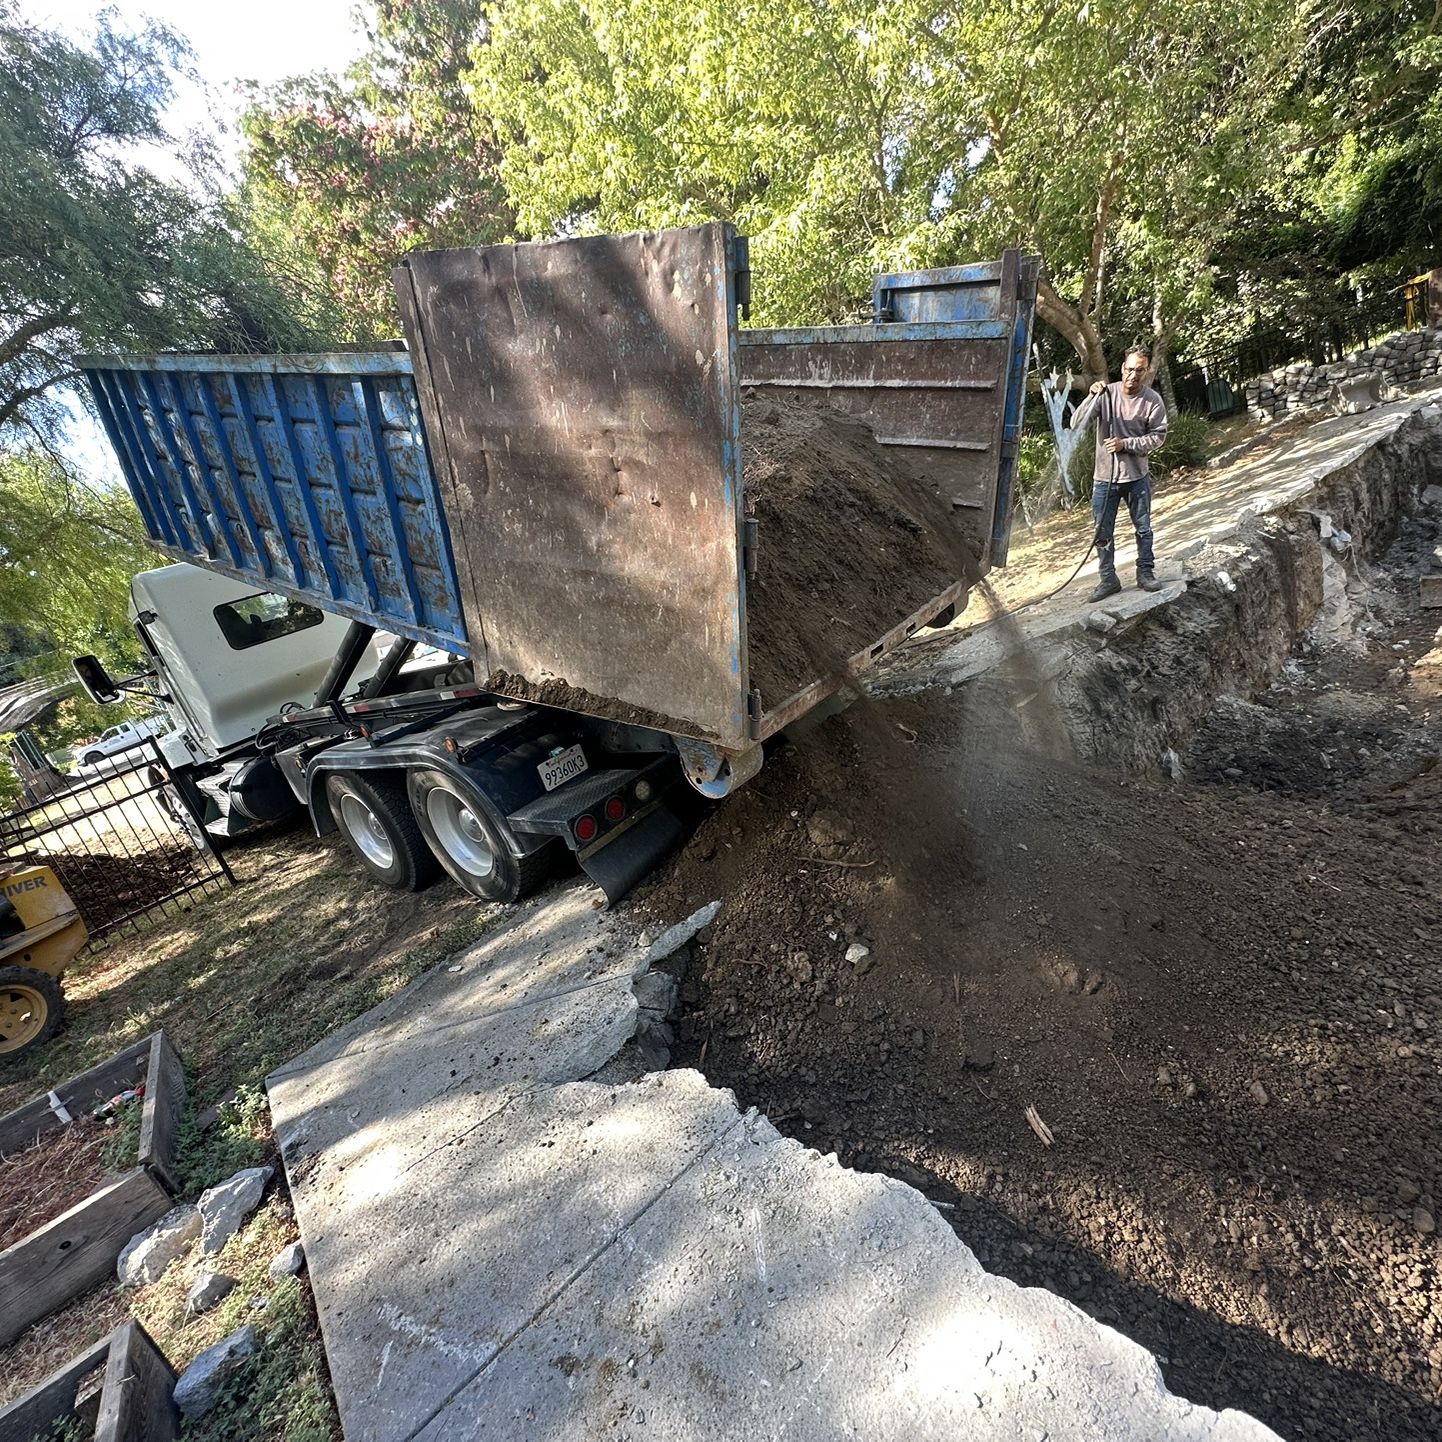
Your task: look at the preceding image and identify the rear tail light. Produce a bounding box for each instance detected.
[573,814,598,844]
[604,796,626,823]
[633,779,654,803]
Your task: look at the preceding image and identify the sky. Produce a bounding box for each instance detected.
[43,0,366,477]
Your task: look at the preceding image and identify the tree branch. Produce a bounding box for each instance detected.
[0,307,76,371]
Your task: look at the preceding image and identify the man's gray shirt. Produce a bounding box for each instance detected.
[1069,383,1168,483]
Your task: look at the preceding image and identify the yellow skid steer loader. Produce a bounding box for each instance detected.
[0,864,87,1059]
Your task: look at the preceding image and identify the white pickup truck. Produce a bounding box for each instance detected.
[73,714,172,772]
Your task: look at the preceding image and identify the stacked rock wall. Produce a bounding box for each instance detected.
[1245,327,1442,420]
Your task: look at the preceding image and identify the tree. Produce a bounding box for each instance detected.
[240,0,513,339]
[0,4,312,443]
[0,449,153,674]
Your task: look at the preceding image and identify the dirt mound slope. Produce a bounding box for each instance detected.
[634,675,1441,1441]
[741,396,973,708]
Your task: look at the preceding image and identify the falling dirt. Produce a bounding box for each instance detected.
[635,511,1442,1442]
[740,395,977,708]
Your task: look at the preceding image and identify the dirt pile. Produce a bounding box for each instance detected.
[0,1116,128,1249]
[635,634,1441,1438]
[16,849,198,935]
[740,395,975,708]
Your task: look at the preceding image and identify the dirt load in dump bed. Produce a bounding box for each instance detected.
[740,395,974,709]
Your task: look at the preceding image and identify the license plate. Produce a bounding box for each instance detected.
[539,744,588,792]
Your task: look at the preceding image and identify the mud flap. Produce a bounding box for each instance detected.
[578,804,687,905]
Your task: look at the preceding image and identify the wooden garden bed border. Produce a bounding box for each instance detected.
[0,1317,177,1442]
[0,1032,187,1348]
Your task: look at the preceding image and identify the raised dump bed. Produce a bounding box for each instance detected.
[86,224,1035,762]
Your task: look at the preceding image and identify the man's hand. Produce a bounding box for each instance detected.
[1089,380,1108,396]
[1102,437,1128,454]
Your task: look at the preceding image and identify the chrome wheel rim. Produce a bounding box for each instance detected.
[427,789,495,879]
[339,793,395,869]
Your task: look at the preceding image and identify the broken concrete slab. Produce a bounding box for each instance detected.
[416,1104,1276,1442]
[271,886,1280,1442]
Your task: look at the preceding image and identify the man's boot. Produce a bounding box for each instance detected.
[1136,568,1162,593]
[1089,574,1122,603]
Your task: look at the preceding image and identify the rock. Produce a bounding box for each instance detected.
[1413,1207,1437,1236]
[1249,1080,1270,1107]
[1156,1066,1174,1088]
[844,943,871,965]
[118,1205,201,1287]
[1398,1179,1423,1205]
[636,902,719,969]
[805,808,855,855]
[1421,484,1442,512]
[268,1241,306,1280]
[1084,612,1117,635]
[198,1167,274,1255]
[173,1325,258,1418]
[186,1270,237,1316]
[1160,748,1184,782]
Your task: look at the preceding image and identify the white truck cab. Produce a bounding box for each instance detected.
[121,565,383,837]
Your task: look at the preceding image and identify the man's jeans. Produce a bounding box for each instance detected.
[1092,476,1155,581]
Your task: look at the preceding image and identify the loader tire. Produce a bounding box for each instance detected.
[0,966,64,1060]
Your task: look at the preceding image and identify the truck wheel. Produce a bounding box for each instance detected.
[0,967,64,1059]
[407,769,554,904]
[80,751,104,767]
[325,773,440,891]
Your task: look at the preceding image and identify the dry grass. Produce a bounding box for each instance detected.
[0,825,498,1427]
[0,823,498,1117]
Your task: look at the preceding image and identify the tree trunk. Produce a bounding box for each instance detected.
[1036,278,1108,381]
[1153,352,1180,418]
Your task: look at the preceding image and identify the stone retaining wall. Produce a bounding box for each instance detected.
[1245,328,1442,420]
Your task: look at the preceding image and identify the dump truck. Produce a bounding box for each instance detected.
[75,224,1037,904]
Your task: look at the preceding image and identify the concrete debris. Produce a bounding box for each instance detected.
[1085,611,1117,634]
[1327,528,1353,555]
[845,942,871,965]
[198,1166,274,1255]
[117,1204,201,1287]
[1161,748,1184,782]
[186,1270,237,1316]
[635,902,719,971]
[1215,570,1236,593]
[268,1241,306,1280]
[173,1325,258,1418]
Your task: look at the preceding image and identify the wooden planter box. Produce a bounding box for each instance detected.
[0,1318,177,1442]
[0,1032,186,1348]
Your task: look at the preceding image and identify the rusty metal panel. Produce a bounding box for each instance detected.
[395,225,748,745]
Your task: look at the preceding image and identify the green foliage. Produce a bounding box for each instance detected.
[240,0,511,338]
[99,1093,143,1172]
[181,1280,339,1442]
[0,448,152,672]
[1154,411,1212,473]
[0,4,312,439]
[172,1083,271,1197]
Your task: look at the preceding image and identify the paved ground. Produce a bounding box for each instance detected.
[269,884,1276,1440]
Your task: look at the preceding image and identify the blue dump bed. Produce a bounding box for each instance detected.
[82,351,466,653]
[84,223,1036,751]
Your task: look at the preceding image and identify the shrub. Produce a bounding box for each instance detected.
[1154,410,1211,473]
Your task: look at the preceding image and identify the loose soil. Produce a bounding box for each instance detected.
[741,396,975,707]
[0,1113,131,1250]
[637,515,1442,1441]
[14,847,201,936]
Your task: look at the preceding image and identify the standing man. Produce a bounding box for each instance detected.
[1069,346,1168,601]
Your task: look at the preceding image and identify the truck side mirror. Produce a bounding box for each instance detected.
[72,654,121,704]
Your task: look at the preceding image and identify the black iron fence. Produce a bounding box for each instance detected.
[0,740,234,943]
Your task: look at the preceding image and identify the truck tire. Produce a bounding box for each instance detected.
[0,966,64,1059]
[80,751,104,767]
[325,773,440,892]
[407,769,554,904]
